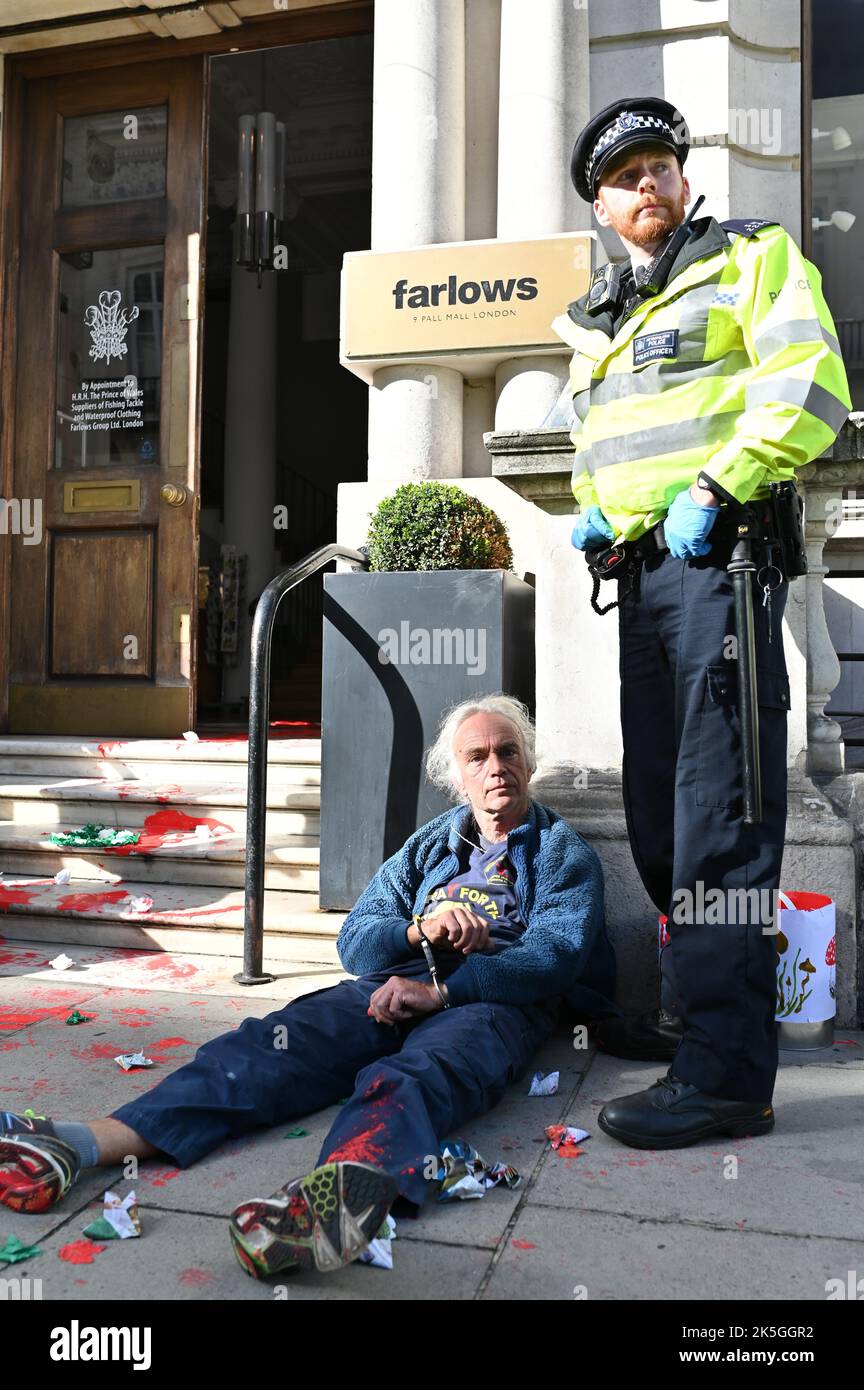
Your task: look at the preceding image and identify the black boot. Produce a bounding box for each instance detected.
[593,1008,683,1061]
[598,1071,775,1149]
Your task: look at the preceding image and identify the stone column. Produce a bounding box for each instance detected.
[367,0,466,481]
[803,480,846,773]
[222,258,278,703]
[494,0,590,431]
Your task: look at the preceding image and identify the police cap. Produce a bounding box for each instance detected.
[570,97,690,203]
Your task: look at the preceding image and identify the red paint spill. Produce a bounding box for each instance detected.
[0,947,51,967]
[70,1042,120,1061]
[0,885,39,912]
[101,808,235,856]
[59,1239,105,1264]
[143,958,198,980]
[56,889,128,914]
[178,1268,216,1287]
[324,1123,388,1166]
[511,1240,536,1250]
[74,1279,87,1286]
[0,1040,22,1051]
[0,1004,78,1030]
[144,1165,182,1188]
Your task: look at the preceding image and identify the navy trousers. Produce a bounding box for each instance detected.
[618,536,789,1102]
[110,978,559,1209]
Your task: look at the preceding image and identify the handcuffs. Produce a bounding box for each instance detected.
[413,914,451,1008]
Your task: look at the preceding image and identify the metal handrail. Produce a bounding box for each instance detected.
[235,542,369,985]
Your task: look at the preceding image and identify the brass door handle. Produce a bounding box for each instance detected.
[161,483,189,507]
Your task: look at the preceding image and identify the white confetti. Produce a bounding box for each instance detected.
[529,1070,560,1097]
[49,953,75,971]
[54,869,72,885]
[114,1052,154,1071]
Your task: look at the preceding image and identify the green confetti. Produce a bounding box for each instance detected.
[0,1234,43,1264]
[283,1127,309,1139]
[50,823,139,848]
[65,1011,94,1026]
[83,1216,121,1241]
[337,1098,349,1105]
[23,1109,46,1121]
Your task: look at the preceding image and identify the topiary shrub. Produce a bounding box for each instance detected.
[366,482,513,573]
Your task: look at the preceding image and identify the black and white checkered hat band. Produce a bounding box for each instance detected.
[586,112,677,186]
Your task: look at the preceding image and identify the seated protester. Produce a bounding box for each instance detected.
[0,694,616,1279]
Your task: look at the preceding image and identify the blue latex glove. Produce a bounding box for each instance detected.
[663,487,720,558]
[571,505,615,551]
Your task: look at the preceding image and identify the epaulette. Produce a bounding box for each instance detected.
[721,218,779,238]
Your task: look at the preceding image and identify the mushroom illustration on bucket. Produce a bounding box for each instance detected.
[774,891,836,1050]
[657,890,836,1051]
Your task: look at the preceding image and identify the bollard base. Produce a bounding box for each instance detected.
[233,971,277,987]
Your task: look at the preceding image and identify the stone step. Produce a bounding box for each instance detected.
[0,735,321,782]
[0,735,322,764]
[0,873,344,942]
[0,825,320,892]
[0,777,321,835]
[0,916,344,966]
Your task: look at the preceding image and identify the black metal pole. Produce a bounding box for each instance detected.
[728,528,762,825]
[234,544,369,986]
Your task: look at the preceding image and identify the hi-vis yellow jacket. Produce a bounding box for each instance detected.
[551,216,851,542]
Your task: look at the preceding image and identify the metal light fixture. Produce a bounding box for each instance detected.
[812,125,852,152]
[234,112,287,285]
[811,209,856,233]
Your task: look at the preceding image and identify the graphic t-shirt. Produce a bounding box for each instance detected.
[362,829,526,985]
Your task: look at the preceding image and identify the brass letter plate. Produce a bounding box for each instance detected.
[63,479,141,514]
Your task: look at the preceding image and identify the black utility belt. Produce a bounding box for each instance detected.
[584,481,807,616]
[587,480,807,587]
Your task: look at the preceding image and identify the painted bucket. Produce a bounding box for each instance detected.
[775,891,836,1050]
[659,899,836,1051]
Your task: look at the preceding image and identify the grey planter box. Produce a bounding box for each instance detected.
[319,569,535,909]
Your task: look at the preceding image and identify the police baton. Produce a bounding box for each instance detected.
[727,515,763,824]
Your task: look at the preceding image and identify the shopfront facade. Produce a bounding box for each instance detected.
[0,1,861,1017]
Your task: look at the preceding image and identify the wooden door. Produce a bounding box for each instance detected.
[6,59,205,736]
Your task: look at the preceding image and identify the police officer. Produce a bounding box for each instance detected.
[554,98,851,1148]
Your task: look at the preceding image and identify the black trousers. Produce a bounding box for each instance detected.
[617,537,789,1101]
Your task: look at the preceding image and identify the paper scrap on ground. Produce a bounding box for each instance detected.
[182,731,200,742]
[194,824,213,840]
[115,1052,154,1071]
[434,1138,521,1202]
[53,868,72,885]
[529,1070,560,1097]
[358,1214,396,1269]
[84,1190,141,1241]
[49,953,75,971]
[65,1010,94,1026]
[50,824,140,848]
[545,1124,590,1155]
[0,1234,43,1264]
[123,895,154,916]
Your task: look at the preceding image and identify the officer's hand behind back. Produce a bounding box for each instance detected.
[663,487,720,559]
[571,505,615,551]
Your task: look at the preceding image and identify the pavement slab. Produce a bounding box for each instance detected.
[1,938,863,1302]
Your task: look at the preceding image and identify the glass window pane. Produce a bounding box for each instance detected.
[811,1,864,409]
[61,106,167,207]
[55,247,163,470]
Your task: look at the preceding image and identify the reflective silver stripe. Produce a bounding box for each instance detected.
[675,279,724,354]
[578,409,741,474]
[573,387,591,422]
[753,317,841,359]
[589,351,750,407]
[744,377,849,431]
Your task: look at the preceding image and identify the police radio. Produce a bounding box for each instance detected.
[633,194,705,298]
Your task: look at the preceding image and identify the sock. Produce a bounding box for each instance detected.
[52,1122,100,1170]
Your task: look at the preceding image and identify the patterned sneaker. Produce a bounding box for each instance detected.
[0,1111,59,1140]
[0,1133,81,1214]
[229,1161,398,1279]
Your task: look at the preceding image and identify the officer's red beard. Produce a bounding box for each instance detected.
[606,188,687,248]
